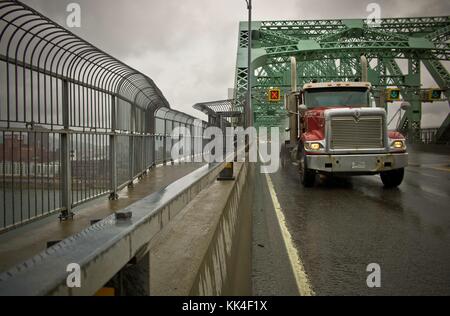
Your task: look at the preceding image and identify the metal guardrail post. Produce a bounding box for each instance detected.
[129,104,136,186]
[148,110,156,167]
[163,119,167,164]
[60,80,73,221]
[110,95,118,200]
[191,125,195,161]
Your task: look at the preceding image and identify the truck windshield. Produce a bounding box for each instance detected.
[305,87,369,108]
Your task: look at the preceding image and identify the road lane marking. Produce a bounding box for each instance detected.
[264,173,315,296]
[409,163,450,173]
[406,168,440,179]
[429,166,450,172]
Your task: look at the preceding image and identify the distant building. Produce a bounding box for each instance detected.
[0,132,57,163]
[0,134,32,162]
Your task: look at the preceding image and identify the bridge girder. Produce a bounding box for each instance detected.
[233,17,450,133]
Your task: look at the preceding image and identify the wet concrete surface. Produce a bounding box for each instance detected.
[252,145,450,295]
[0,163,205,273]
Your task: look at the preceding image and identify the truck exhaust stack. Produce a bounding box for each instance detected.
[360,55,368,82]
[291,56,297,93]
[288,57,298,145]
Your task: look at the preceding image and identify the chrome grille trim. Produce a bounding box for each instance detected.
[330,116,384,150]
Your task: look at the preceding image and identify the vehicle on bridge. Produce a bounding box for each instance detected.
[281,56,408,188]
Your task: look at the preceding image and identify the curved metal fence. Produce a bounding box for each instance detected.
[0,0,207,232]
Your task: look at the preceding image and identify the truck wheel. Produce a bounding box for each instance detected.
[300,149,315,187]
[380,168,404,188]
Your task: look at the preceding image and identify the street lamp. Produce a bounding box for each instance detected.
[245,0,252,128]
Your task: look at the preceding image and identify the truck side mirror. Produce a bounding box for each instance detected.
[400,102,411,110]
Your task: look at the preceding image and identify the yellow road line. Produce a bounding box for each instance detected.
[264,173,315,296]
[429,166,450,172]
[408,163,450,173]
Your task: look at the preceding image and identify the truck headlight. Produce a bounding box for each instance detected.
[305,142,324,152]
[391,140,406,150]
[310,143,321,151]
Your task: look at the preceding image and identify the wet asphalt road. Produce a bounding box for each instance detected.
[252,145,450,295]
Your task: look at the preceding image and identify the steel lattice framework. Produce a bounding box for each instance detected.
[233,17,450,139]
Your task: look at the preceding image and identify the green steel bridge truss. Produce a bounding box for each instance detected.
[233,17,450,142]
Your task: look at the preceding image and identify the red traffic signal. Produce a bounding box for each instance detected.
[268,89,281,102]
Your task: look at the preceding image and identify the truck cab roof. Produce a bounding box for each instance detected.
[303,82,372,90]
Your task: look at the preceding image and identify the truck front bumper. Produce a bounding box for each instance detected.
[306,152,408,174]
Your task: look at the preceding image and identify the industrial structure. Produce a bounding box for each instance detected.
[233,17,449,144]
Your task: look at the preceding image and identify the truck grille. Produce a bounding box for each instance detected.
[330,116,384,150]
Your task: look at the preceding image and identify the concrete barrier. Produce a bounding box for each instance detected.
[150,160,253,295]
[0,162,226,296]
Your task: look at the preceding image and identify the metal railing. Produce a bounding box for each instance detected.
[420,128,439,144]
[0,1,207,232]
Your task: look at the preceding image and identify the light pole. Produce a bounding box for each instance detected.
[245,0,252,128]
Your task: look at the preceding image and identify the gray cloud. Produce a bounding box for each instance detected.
[21,0,450,125]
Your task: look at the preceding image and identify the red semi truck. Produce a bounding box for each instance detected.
[281,56,408,188]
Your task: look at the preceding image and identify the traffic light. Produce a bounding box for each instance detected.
[428,89,443,101]
[268,88,281,102]
[386,88,401,102]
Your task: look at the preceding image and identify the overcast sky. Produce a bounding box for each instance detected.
[21,0,450,127]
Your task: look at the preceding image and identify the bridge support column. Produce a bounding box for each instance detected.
[120,251,151,296]
[104,251,150,296]
[406,58,422,144]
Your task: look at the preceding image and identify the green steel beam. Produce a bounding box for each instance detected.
[259,17,449,34]
[435,113,450,144]
[407,58,423,143]
[384,58,414,135]
[422,59,450,101]
[234,16,450,130]
[422,59,450,141]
